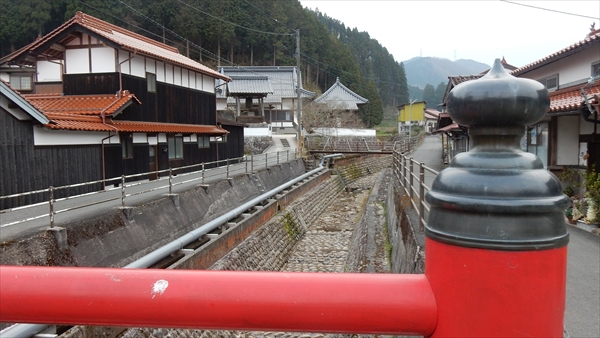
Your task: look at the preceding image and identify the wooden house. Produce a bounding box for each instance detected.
[0,11,241,208]
[216,66,315,131]
[511,26,600,172]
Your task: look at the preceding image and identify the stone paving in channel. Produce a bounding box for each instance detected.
[243,172,392,338]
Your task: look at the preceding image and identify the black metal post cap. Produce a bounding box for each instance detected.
[425,59,569,250]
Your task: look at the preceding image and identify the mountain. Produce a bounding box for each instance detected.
[404,57,490,88]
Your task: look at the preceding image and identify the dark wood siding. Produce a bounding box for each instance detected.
[1,110,102,209]
[63,73,216,125]
[218,124,245,160]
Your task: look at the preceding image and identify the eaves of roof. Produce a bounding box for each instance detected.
[22,91,141,116]
[44,114,228,135]
[512,29,600,76]
[549,81,600,113]
[0,80,49,124]
[314,77,368,105]
[1,12,230,82]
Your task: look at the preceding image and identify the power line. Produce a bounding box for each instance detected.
[500,1,600,20]
[176,0,294,36]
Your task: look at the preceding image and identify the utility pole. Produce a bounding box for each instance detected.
[296,29,302,152]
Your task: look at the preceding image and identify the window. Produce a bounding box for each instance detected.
[121,134,133,159]
[198,136,210,148]
[210,135,227,143]
[168,135,183,159]
[592,61,600,78]
[537,74,558,91]
[147,72,156,93]
[10,74,32,91]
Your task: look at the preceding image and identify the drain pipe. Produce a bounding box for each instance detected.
[125,153,342,268]
[0,154,342,338]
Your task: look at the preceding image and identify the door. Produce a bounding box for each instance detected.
[149,145,158,180]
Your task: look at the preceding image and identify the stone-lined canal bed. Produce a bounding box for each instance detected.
[118,160,394,338]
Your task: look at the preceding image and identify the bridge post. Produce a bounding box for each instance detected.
[425,59,569,337]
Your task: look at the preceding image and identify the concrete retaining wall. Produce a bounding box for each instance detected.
[385,178,425,274]
[0,160,307,268]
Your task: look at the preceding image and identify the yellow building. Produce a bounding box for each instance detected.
[398,101,426,122]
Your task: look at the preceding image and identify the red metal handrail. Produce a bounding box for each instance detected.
[0,266,437,336]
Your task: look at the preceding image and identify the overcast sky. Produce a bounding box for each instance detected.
[298,0,600,68]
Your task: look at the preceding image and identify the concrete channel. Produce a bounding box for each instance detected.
[1,154,395,338]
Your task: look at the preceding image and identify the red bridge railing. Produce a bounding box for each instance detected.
[0,60,569,337]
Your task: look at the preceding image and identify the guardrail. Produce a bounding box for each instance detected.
[0,150,297,229]
[391,147,438,231]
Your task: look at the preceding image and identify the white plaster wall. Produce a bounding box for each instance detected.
[174,66,182,86]
[156,61,165,82]
[0,73,9,82]
[196,73,203,90]
[556,115,580,165]
[130,55,145,78]
[282,98,295,110]
[33,127,119,145]
[118,50,131,75]
[182,69,189,87]
[313,128,376,137]
[91,47,116,73]
[165,64,174,84]
[216,100,227,110]
[202,75,214,93]
[244,126,272,137]
[132,133,147,143]
[37,60,62,82]
[1,95,32,120]
[189,71,196,88]
[65,49,90,74]
[66,36,81,46]
[518,47,599,86]
[146,59,156,74]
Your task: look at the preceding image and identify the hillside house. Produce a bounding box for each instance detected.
[511,26,600,173]
[0,11,241,208]
[216,66,315,133]
[398,101,426,135]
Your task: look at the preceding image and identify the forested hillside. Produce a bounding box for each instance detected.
[0,0,410,127]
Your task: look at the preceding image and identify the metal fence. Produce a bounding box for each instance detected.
[392,149,439,231]
[0,150,297,229]
[305,135,423,153]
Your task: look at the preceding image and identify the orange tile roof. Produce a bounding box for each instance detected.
[44,113,228,135]
[512,29,600,76]
[549,81,600,113]
[1,12,230,82]
[22,91,140,116]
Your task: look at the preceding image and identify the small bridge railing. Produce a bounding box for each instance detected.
[392,149,439,231]
[305,134,424,153]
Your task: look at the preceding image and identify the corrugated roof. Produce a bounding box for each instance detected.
[424,108,442,120]
[218,66,315,105]
[227,75,273,95]
[512,28,600,76]
[314,77,368,110]
[0,11,230,82]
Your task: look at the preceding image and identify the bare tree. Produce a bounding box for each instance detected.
[302,101,365,134]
